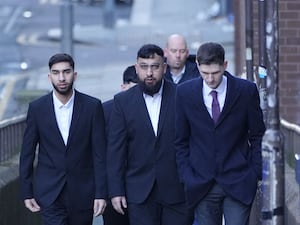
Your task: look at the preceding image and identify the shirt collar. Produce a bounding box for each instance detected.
[170,65,186,77]
[203,75,227,97]
[52,90,75,109]
[171,66,186,84]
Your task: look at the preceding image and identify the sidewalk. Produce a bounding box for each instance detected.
[26,0,234,103]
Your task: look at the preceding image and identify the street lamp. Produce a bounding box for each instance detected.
[103,0,116,28]
[60,0,74,56]
[261,0,285,224]
[258,0,268,124]
[245,0,254,82]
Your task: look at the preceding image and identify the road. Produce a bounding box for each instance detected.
[1,0,132,70]
[0,0,133,120]
[0,0,235,121]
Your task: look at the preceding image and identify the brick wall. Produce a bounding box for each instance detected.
[235,0,300,125]
[278,1,300,124]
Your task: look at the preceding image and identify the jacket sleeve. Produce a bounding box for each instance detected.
[19,102,39,200]
[92,100,108,199]
[106,95,127,197]
[174,86,192,183]
[247,83,266,180]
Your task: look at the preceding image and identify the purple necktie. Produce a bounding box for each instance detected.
[211,90,220,123]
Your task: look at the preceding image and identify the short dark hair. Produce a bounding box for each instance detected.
[123,65,138,84]
[48,53,75,70]
[196,42,225,65]
[137,44,164,59]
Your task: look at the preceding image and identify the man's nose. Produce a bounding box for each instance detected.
[207,74,214,82]
[146,66,154,75]
[58,72,66,81]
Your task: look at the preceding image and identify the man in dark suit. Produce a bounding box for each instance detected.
[107,44,190,225]
[102,65,137,225]
[19,53,107,225]
[164,34,200,84]
[102,65,138,123]
[175,42,266,225]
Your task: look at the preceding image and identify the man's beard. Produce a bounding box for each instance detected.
[139,79,162,96]
[52,82,73,96]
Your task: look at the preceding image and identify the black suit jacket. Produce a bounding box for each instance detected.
[175,71,266,208]
[103,99,113,132]
[19,90,107,210]
[164,60,200,84]
[107,80,185,204]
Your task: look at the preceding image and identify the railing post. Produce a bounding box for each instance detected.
[261,0,285,224]
[0,115,26,163]
[296,154,300,207]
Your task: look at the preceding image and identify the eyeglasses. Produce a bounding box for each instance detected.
[138,63,162,71]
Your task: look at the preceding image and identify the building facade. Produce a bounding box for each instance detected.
[234,0,300,125]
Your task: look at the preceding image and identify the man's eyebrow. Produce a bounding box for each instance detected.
[201,70,221,74]
[51,68,72,72]
[139,62,160,65]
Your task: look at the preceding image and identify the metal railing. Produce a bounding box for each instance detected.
[0,114,26,163]
[0,116,299,224]
[280,119,300,224]
[0,114,41,225]
[281,119,300,168]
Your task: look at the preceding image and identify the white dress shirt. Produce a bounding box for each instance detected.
[53,91,75,145]
[143,81,163,136]
[171,66,186,84]
[203,75,227,118]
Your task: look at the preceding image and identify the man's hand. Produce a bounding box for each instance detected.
[94,199,107,217]
[111,196,127,215]
[24,198,41,212]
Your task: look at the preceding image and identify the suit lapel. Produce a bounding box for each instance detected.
[191,78,212,121]
[194,78,206,108]
[216,72,241,125]
[66,90,83,147]
[134,87,156,136]
[45,92,66,146]
[157,81,173,137]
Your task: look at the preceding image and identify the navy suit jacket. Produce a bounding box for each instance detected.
[164,60,200,84]
[107,81,185,204]
[102,99,113,133]
[19,90,107,210]
[175,71,266,208]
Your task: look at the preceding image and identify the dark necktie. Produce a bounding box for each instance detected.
[211,90,220,123]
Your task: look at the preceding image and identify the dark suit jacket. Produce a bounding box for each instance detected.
[103,99,113,132]
[107,80,185,204]
[19,90,107,210]
[164,60,200,84]
[175,71,266,208]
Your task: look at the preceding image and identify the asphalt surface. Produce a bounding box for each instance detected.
[22,0,234,105]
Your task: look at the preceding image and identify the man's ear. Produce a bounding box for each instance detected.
[223,61,228,70]
[163,48,168,58]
